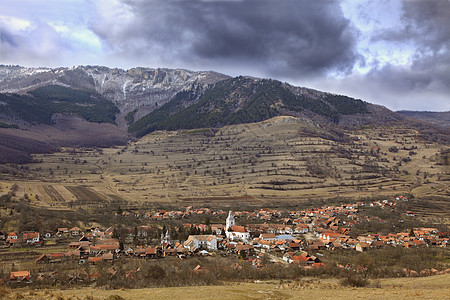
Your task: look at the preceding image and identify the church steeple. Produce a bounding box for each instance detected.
[161,229,171,245]
[226,211,235,231]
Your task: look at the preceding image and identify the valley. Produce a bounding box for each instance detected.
[0,65,448,297]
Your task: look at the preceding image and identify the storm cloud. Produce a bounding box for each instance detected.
[0,0,449,111]
[89,0,360,77]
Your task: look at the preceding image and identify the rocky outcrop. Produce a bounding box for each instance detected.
[0,65,229,121]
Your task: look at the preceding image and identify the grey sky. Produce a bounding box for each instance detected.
[0,0,449,111]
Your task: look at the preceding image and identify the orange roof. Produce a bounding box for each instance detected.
[10,271,31,280]
[292,256,311,262]
[88,257,102,262]
[231,226,247,233]
[91,244,119,250]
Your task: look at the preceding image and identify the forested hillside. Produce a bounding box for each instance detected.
[0,85,119,125]
[129,77,368,137]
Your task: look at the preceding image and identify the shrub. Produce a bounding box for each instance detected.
[340,272,369,287]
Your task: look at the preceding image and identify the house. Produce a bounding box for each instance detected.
[104,227,115,236]
[308,241,326,251]
[276,234,293,241]
[10,271,31,282]
[35,254,51,264]
[22,232,40,244]
[260,233,276,241]
[184,235,217,250]
[355,242,370,252]
[236,244,254,255]
[230,262,243,271]
[145,247,160,258]
[292,255,314,265]
[331,240,343,250]
[160,248,173,257]
[283,253,294,263]
[57,228,69,236]
[371,240,385,249]
[6,232,18,242]
[70,227,82,236]
[134,247,146,258]
[124,247,135,256]
[102,252,114,262]
[88,256,103,264]
[211,224,224,235]
[227,226,250,242]
[50,252,69,262]
[288,242,300,251]
[90,244,120,254]
[295,224,309,234]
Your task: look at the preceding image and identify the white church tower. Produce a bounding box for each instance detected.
[161,230,171,245]
[226,211,235,231]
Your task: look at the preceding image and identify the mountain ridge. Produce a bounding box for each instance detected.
[0,65,229,128]
[0,65,448,164]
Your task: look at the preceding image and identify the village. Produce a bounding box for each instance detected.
[2,195,448,284]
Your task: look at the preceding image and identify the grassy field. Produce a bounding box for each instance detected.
[1,116,448,215]
[2,273,449,299]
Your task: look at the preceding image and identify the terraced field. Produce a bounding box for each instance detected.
[1,116,448,215]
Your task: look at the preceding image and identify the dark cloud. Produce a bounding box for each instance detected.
[1,0,448,111]
[90,0,360,78]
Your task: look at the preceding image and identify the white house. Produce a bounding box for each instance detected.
[184,235,217,250]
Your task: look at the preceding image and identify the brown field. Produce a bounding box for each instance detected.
[2,273,449,299]
[1,116,448,217]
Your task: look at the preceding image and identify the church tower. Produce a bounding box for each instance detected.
[226,211,235,231]
[161,230,171,245]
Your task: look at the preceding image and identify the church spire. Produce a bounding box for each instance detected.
[226,210,235,231]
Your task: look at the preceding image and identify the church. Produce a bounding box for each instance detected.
[225,211,250,242]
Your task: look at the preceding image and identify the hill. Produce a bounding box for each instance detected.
[128,76,371,137]
[3,116,448,217]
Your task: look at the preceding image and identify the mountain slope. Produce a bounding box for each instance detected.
[129,76,369,137]
[0,85,119,125]
[0,65,229,127]
[1,64,445,162]
[0,84,129,164]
